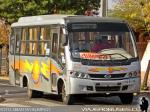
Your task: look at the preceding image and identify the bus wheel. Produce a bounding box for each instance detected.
[61,83,74,105]
[27,83,39,98]
[119,93,133,104]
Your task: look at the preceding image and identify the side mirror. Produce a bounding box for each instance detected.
[62,35,68,46]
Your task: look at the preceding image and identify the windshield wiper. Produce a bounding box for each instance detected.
[106,53,128,60]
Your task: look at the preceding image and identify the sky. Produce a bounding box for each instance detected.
[108,0,116,9]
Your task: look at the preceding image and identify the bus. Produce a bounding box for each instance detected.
[9,15,140,105]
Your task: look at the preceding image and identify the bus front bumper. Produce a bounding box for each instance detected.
[69,77,140,94]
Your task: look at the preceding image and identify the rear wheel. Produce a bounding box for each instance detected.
[27,84,35,98]
[27,83,43,98]
[119,93,133,104]
[35,91,43,97]
[61,83,74,105]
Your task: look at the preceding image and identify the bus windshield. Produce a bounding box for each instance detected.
[69,31,137,60]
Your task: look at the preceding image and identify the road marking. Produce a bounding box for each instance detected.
[0,103,31,107]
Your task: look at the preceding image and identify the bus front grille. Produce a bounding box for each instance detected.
[89,73,126,79]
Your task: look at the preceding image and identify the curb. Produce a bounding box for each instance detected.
[0,76,9,81]
[140,90,150,93]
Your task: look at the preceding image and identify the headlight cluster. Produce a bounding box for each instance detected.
[72,52,80,58]
[72,72,90,79]
[125,71,139,78]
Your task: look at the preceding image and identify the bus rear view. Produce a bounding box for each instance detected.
[64,16,140,104]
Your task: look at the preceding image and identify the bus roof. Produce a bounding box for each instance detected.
[11,14,73,27]
[11,14,126,27]
[65,16,126,23]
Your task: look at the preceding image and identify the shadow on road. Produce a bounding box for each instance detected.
[41,94,139,105]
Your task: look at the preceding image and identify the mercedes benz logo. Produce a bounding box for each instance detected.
[104,74,111,78]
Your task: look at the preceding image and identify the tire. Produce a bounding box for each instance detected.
[119,93,133,104]
[61,83,74,105]
[27,83,43,98]
[27,84,36,98]
[36,91,43,97]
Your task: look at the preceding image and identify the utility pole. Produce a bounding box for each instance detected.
[143,60,150,90]
[99,0,108,17]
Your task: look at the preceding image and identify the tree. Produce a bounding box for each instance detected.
[0,20,9,45]
[111,0,150,34]
[0,19,10,74]
[0,0,49,24]
[111,0,150,90]
[0,0,101,24]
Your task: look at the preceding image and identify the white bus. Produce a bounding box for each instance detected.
[9,15,140,104]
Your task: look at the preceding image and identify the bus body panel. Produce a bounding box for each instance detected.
[66,61,140,94]
[9,54,16,86]
[69,77,140,94]
[9,55,63,93]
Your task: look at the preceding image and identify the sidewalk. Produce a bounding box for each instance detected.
[0,76,27,96]
[140,89,150,93]
[0,75,9,81]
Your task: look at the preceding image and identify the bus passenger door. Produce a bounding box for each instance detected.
[14,28,21,85]
[50,28,60,92]
[9,28,15,85]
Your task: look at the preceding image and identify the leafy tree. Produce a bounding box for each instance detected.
[0,0,100,50]
[0,0,100,24]
[0,20,10,74]
[111,0,150,34]
[0,20,9,45]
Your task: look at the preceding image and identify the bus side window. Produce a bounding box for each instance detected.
[52,33,58,55]
[15,28,21,54]
[59,28,65,64]
[28,28,38,55]
[20,28,27,55]
[39,27,46,55]
[39,27,51,56]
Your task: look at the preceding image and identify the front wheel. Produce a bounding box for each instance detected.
[119,93,133,104]
[61,83,74,105]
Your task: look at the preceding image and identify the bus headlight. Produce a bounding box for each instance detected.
[125,71,139,78]
[72,52,80,58]
[132,71,138,77]
[73,72,90,79]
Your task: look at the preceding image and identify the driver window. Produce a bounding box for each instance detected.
[72,32,79,50]
[52,33,58,54]
[71,32,91,51]
[79,32,90,51]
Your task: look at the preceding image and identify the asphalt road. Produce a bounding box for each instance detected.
[0,79,149,112]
